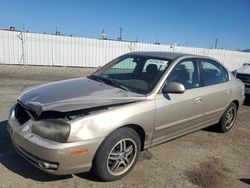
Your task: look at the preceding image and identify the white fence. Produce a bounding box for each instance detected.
[0,30,250,70]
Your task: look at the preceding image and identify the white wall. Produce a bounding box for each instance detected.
[0,30,250,70]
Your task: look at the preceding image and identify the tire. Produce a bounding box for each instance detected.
[218,102,238,133]
[92,127,141,181]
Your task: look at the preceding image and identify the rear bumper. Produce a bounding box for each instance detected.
[7,118,104,175]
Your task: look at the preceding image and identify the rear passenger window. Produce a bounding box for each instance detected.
[201,59,229,86]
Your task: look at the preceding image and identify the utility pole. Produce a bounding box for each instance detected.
[215,38,218,49]
[154,38,160,45]
[22,23,25,32]
[55,26,60,35]
[101,29,107,39]
[17,32,25,65]
[118,27,122,41]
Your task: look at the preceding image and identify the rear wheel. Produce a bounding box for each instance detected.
[92,127,141,181]
[218,102,237,132]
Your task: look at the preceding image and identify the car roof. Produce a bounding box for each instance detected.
[127,51,202,60]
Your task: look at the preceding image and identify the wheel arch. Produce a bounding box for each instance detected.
[232,100,239,109]
[122,124,145,151]
[92,124,146,163]
[91,124,145,180]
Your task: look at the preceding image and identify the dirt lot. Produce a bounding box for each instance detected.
[0,64,250,188]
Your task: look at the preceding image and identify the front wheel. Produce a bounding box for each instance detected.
[92,127,141,181]
[218,102,238,132]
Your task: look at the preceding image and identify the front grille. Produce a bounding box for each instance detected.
[15,103,31,124]
[236,73,250,84]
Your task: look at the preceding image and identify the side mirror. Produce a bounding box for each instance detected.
[162,82,185,94]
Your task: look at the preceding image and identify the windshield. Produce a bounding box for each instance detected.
[90,55,171,94]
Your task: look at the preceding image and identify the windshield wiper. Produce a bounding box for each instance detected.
[109,80,131,92]
[87,75,104,83]
[89,75,131,91]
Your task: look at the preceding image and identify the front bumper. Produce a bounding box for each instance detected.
[7,117,104,175]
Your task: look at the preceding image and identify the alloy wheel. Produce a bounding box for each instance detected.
[225,107,236,129]
[107,138,137,176]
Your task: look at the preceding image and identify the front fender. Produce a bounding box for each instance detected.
[68,99,155,147]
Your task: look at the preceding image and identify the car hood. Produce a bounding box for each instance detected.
[236,65,250,74]
[18,77,146,115]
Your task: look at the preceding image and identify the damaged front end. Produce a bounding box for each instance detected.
[10,100,139,143]
[9,77,147,143]
[12,102,72,143]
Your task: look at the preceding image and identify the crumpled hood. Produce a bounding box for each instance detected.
[236,65,250,74]
[18,77,146,115]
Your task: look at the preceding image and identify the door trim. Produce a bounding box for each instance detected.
[155,113,203,131]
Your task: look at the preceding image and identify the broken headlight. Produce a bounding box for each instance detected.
[31,120,70,143]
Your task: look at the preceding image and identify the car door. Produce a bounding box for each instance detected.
[153,58,206,144]
[198,58,232,125]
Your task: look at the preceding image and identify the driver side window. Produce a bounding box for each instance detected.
[167,59,199,90]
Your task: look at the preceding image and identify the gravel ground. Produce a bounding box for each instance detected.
[0,64,250,188]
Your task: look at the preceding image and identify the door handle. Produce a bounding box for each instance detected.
[195,97,203,103]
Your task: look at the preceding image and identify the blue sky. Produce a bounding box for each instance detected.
[0,0,249,50]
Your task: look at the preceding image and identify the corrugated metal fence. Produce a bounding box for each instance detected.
[0,30,250,70]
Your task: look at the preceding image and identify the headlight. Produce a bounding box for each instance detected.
[31,120,70,143]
